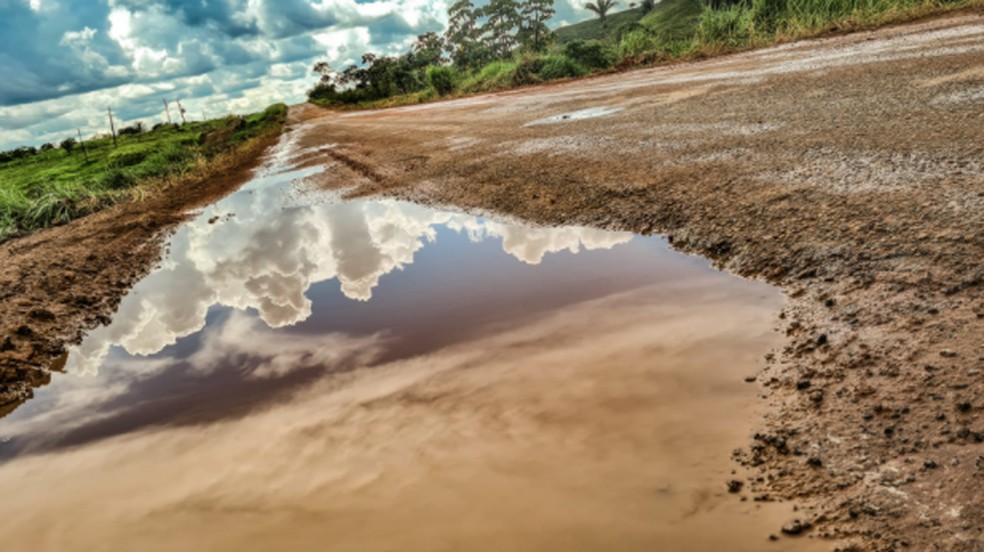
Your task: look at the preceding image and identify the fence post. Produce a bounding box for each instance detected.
[108,108,118,148]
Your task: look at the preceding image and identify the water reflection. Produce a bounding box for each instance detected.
[0,141,821,551]
[1,172,646,457]
[67,187,632,377]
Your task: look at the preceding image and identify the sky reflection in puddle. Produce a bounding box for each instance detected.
[0,145,823,552]
[0,165,687,458]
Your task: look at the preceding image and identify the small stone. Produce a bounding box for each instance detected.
[781,518,813,536]
[768,534,780,541]
[940,349,958,358]
[796,379,812,391]
[727,480,744,493]
[817,334,829,346]
[15,325,32,337]
[957,402,973,413]
[807,457,823,468]
[923,460,939,470]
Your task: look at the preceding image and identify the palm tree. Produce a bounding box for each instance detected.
[585,0,617,25]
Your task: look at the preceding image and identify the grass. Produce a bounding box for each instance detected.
[0,103,287,241]
[640,0,705,42]
[554,8,649,43]
[691,0,976,51]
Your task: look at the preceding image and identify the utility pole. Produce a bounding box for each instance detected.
[176,99,187,125]
[107,107,118,148]
[163,99,172,125]
[77,128,89,163]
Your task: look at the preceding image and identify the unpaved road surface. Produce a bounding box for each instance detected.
[1,11,983,552]
[285,14,984,551]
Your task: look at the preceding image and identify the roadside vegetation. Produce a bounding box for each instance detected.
[0,104,286,242]
[308,0,980,108]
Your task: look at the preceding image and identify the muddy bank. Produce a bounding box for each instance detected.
[290,14,984,551]
[0,131,284,411]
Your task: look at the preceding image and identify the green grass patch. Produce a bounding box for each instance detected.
[0,103,287,242]
[459,60,521,93]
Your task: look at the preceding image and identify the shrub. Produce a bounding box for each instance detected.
[118,122,145,136]
[616,29,658,60]
[563,40,613,69]
[100,168,135,190]
[538,55,589,81]
[511,56,546,86]
[426,66,456,96]
[459,60,519,92]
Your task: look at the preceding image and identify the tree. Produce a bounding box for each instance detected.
[40,142,54,151]
[481,0,523,59]
[60,137,76,154]
[639,0,656,13]
[520,0,556,52]
[445,0,485,68]
[585,0,617,25]
[412,32,445,68]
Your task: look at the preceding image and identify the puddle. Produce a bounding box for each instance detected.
[0,141,827,551]
[525,106,624,126]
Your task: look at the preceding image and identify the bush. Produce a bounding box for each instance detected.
[538,55,589,81]
[459,60,519,92]
[118,122,145,136]
[426,66,456,96]
[100,168,135,190]
[511,56,546,86]
[563,40,613,70]
[617,29,658,60]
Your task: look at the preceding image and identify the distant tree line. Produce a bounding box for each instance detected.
[308,0,561,105]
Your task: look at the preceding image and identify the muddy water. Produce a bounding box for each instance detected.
[0,143,825,552]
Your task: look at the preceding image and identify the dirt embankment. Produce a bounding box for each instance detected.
[288,14,984,551]
[0,128,288,415]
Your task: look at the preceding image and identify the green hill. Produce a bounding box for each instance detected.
[553,0,703,45]
[554,8,647,44]
[639,0,704,42]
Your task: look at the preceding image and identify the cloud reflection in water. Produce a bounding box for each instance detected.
[67,188,633,377]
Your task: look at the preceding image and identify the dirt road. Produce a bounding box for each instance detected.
[284,14,983,551]
[1,11,982,551]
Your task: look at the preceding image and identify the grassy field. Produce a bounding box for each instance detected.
[0,104,286,242]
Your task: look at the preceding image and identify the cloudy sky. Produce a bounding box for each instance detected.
[0,0,596,150]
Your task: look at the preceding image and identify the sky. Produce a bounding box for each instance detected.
[0,0,597,151]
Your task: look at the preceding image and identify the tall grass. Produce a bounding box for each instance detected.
[459,60,521,92]
[695,0,974,49]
